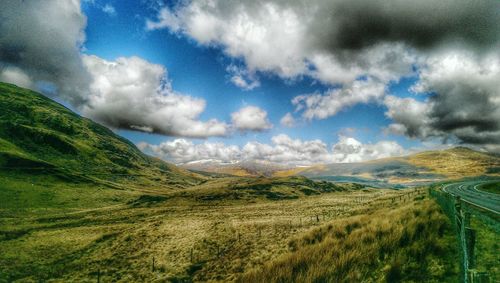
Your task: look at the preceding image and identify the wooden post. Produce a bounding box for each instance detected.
[152,256,155,272]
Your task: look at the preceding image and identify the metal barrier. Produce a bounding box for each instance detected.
[429,187,494,283]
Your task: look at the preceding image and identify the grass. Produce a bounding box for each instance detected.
[407,147,500,178]
[468,210,499,280]
[238,199,460,283]
[477,181,500,194]
[0,82,205,192]
[0,82,471,282]
[0,174,423,282]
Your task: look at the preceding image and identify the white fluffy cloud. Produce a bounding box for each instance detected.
[138,139,241,164]
[227,64,260,90]
[231,106,273,132]
[140,134,405,165]
[331,136,405,163]
[280,113,296,127]
[145,0,500,149]
[146,1,424,85]
[0,1,230,139]
[82,55,228,138]
[292,78,386,120]
[146,0,498,87]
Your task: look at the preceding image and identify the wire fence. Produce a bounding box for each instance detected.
[430,186,498,283]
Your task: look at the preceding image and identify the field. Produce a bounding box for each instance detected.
[0,173,459,282]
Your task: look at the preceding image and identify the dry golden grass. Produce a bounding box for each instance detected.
[407,148,499,178]
[238,199,459,283]
[0,179,422,282]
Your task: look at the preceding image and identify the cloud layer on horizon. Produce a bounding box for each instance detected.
[138,134,405,165]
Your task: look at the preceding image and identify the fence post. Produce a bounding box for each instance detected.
[465,227,476,269]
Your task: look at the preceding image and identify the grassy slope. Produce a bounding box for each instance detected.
[407,147,500,178]
[0,82,204,188]
[239,199,460,283]
[291,147,500,183]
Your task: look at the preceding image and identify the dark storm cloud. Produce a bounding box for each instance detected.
[0,0,91,105]
[386,50,500,149]
[313,0,499,52]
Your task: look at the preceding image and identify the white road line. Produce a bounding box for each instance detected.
[473,184,500,198]
[441,182,499,215]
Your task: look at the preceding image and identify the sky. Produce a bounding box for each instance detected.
[0,0,499,165]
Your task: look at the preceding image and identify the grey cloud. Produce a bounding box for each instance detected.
[312,0,499,52]
[0,0,91,105]
[385,50,500,150]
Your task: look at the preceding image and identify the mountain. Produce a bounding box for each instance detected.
[181,159,295,177]
[294,147,500,186]
[0,82,203,190]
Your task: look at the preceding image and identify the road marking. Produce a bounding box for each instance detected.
[473,184,499,198]
[441,182,499,215]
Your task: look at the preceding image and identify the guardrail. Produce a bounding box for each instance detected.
[430,186,495,283]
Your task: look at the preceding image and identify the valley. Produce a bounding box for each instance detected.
[0,83,497,282]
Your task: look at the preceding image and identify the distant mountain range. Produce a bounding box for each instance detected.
[182,159,296,177]
[183,147,500,186]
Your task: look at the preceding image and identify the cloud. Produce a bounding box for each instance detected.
[102,4,116,16]
[146,0,498,85]
[140,134,405,165]
[226,64,260,90]
[138,139,241,164]
[280,113,296,127]
[383,95,434,139]
[82,55,228,138]
[146,0,500,139]
[385,49,500,151]
[0,0,91,105]
[0,66,33,89]
[231,106,273,132]
[0,1,228,139]
[292,78,386,120]
[331,135,405,163]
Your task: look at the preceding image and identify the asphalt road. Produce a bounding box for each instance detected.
[442,181,500,214]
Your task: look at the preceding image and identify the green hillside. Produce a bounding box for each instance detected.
[0,83,206,214]
[0,82,202,188]
[293,147,500,185]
